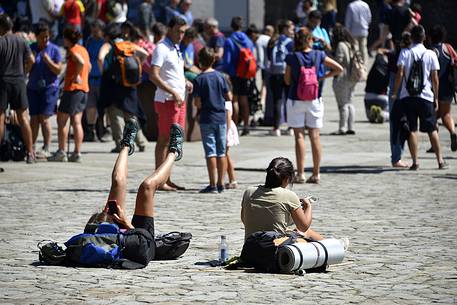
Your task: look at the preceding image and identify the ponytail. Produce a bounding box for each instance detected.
[264,157,295,188]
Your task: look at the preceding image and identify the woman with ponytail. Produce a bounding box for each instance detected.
[241,157,323,241]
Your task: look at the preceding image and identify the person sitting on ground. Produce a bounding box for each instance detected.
[241,157,324,241]
[364,52,390,123]
[193,47,232,193]
[86,121,184,267]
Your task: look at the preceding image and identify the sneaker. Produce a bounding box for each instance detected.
[339,237,350,252]
[268,129,281,137]
[217,184,224,193]
[68,152,82,163]
[224,181,238,189]
[241,128,250,136]
[48,150,68,162]
[138,144,146,152]
[26,152,36,164]
[83,129,96,142]
[373,106,384,123]
[451,133,457,152]
[169,123,184,161]
[35,148,51,160]
[199,185,217,194]
[409,163,419,171]
[426,147,434,153]
[120,118,139,155]
[346,130,356,135]
[111,146,122,153]
[368,105,377,123]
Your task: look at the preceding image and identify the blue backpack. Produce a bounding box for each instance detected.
[269,36,292,75]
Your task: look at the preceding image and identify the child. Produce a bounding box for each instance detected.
[223,74,239,189]
[193,47,232,193]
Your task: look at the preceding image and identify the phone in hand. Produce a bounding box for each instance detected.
[107,200,118,215]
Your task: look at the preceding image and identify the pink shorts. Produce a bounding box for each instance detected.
[154,100,186,137]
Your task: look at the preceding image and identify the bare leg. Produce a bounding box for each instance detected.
[428,130,444,165]
[216,156,227,186]
[439,102,455,134]
[239,95,249,130]
[0,112,5,143]
[206,157,217,187]
[40,115,52,149]
[71,112,84,153]
[85,106,97,125]
[56,112,70,151]
[134,152,177,217]
[294,128,306,177]
[226,147,236,183]
[107,147,129,209]
[308,128,322,178]
[232,95,239,125]
[16,108,34,153]
[30,115,40,145]
[408,131,418,166]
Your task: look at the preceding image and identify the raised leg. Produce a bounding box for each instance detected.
[107,146,129,209]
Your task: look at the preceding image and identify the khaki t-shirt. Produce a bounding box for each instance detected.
[241,186,301,240]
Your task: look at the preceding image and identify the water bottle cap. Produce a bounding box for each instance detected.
[221,235,226,239]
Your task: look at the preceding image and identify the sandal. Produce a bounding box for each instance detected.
[305,176,320,184]
[409,163,419,171]
[224,181,238,189]
[293,174,306,184]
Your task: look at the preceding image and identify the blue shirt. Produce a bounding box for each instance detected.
[285,50,326,100]
[28,42,61,90]
[193,71,229,124]
[85,36,105,86]
[312,26,330,51]
[180,42,195,69]
[223,31,255,77]
[208,32,225,71]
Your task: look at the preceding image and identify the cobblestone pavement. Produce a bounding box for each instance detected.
[1,82,457,304]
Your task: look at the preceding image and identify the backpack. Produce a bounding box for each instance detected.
[0,123,26,162]
[109,41,142,88]
[154,231,192,260]
[248,79,262,115]
[269,37,292,75]
[405,51,426,96]
[232,38,257,79]
[38,240,67,265]
[444,43,457,95]
[347,43,367,82]
[295,52,319,101]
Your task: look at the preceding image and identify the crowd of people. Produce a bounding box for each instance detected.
[0,0,456,190]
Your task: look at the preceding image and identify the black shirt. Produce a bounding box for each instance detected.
[0,33,32,81]
[385,4,412,44]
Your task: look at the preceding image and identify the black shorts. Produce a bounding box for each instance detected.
[59,90,87,115]
[401,97,436,133]
[122,215,156,266]
[0,79,28,111]
[230,76,249,96]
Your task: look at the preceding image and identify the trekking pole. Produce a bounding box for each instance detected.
[67,122,71,156]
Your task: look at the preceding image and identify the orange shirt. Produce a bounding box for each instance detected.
[64,44,90,92]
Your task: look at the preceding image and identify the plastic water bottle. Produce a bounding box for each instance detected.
[219,235,228,263]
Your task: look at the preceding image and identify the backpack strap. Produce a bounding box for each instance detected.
[231,37,243,51]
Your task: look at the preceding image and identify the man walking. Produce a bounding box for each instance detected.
[150,16,192,191]
[345,0,371,64]
[0,14,35,163]
[392,25,448,170]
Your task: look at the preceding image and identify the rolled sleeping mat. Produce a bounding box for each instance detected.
[277,238,345,273]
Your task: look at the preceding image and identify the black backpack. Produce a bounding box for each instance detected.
[154,232,192,260]
[0,123,26,162]
[405,51,426,96]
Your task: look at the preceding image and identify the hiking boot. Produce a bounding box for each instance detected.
[48,150,68,162]
[451,133,457,152]
[169,123,184,161]
[199,185,217,194]
[26,152,36,164]
[68,152,82,163]
[120,118,139,155]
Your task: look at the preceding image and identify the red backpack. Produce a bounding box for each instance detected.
[232,39,257,79]
[296,52,319,101]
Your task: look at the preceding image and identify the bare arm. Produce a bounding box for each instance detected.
[214,47,224,61]
[431,70,439,110]
[69,49,85,82]
[391,65,404,100]
[193,96,201,109]
[97,42,112,74]
[224,91,233,102]
[43,52,63,75]
[133,44,149,63]
[24,53,35,74]
[321,56,343,80]
[291,199,313,233]
[284,65,292,86]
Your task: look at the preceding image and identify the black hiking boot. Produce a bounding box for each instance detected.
[121,118,139,155]
[169,123,184,161]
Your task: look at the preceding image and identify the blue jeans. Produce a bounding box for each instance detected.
[388,72,405,164]
[200,123,227,157]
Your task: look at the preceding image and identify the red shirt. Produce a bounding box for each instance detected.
[62,0,85,26]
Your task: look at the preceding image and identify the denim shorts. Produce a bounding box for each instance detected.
[200,123,227,157]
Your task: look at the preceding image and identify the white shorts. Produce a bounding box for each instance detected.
[286,98,324,129]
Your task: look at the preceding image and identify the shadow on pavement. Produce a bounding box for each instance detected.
[236,165,398,175]
[432,174,457,180]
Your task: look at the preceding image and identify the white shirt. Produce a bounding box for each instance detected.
[150,38,186,103]
[256,34,270,70]
[397,43,440,102]
[29,0,54,23]
[345,0,372,37]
